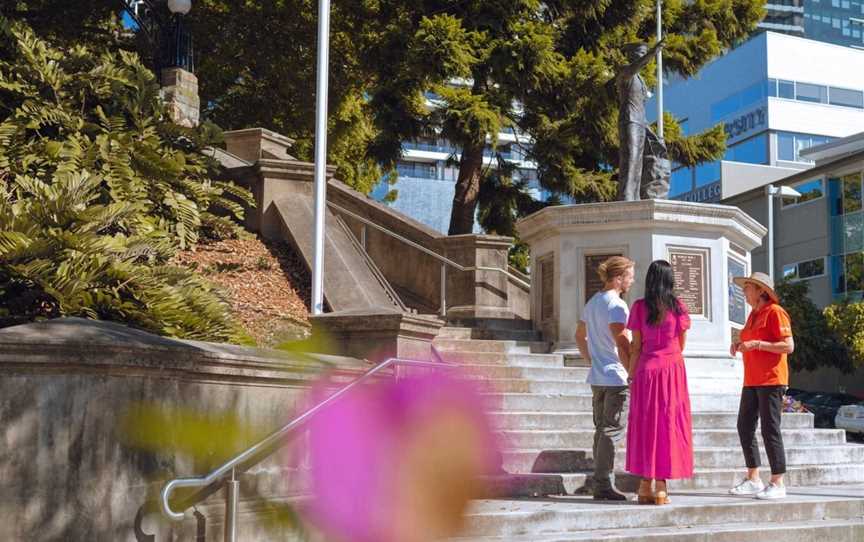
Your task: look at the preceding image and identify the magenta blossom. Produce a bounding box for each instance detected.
[303,369,500,542]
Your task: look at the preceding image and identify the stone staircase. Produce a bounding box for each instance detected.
[433,320,864,541]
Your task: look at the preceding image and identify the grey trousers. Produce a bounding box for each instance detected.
[591,385,629,492]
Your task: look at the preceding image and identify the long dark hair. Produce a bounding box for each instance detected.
[645,260,683,326]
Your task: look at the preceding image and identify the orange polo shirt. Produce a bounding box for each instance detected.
[740,301,793,387]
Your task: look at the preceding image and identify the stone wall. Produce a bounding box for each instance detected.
[216,136,532,322]
[0,318,366,541]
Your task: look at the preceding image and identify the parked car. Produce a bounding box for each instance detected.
[835,402,864,441]
[799,393,863,428]
[785,387,809,400]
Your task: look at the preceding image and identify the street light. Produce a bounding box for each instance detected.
[166,0,191,15]
[765,183,802,282]
[122,0,194,75]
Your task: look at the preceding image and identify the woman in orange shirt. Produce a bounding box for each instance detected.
[728,272,795,500]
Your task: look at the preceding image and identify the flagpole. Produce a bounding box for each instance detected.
[311,0,331,315]
[656,0,664,139]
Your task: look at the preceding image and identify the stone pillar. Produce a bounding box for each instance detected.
[311,308,444,362]
[223,128,296,162]
[160,67,200,128]
[440,234,515,321]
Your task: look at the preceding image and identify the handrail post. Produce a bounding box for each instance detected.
[224,468,239,542]
[440,263,447,318]
[360,224,367,250]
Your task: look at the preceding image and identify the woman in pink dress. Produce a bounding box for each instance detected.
[626,260,694,505]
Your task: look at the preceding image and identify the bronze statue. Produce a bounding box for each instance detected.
[616,40,669,201]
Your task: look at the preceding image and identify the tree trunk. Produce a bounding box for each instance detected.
[448,140,484,235]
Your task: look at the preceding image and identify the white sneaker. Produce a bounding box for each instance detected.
[728,478,765,495]
[755,483,787,500]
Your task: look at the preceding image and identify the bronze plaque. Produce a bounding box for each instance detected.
[584,253,623,304]
[669,249,708,316]
[540,257,554,321]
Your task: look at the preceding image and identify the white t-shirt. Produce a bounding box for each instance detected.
[582,289,629,387]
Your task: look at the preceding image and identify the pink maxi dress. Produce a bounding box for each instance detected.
[625,299,694,480]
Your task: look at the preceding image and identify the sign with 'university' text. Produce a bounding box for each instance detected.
[724,106,767,143]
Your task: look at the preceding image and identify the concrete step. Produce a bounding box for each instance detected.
[455,519,864,542]
[441,351,564,367]
[448,318,535,331]
[454,486,864,540]
[491,411,815,431]
[480,376,762,397]
[490,463,864,496]
[499,428,846,450]
[502,444,864,473]
[482,379,592,394]
[462,365,590,380]
[438,326,543,341]
[483,393,742,413]
[433,338,548,353]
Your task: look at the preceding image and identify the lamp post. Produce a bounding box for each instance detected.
[851,17,864,50]
[765,184,802,281]
[164,0,194,73]
[121,0,194,76]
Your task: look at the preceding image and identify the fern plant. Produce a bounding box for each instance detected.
[0,18,254,342]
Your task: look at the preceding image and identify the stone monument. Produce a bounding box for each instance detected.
[517,199,767,399]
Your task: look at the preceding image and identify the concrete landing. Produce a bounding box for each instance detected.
[454,485,864,541]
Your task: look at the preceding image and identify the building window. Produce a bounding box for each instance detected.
[778,79,795,99]
[782,178,824,208]
[846,252,864,292]
[783,258,826,281]
[843,173,863,214]
[396,160,437,180]
[726,134,768,164]
[796,82,828,103]
[777,132,834,163]
[829,87,864,108]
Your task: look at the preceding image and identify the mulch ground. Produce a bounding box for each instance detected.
[172,237,312,347]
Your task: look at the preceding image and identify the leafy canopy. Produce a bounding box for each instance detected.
[0,18,253,342]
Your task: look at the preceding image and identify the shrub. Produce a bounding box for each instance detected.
[0,19,254,342]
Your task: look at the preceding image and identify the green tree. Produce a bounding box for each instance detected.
[356,0,763,234]
[824,299,864,369]
[1,1,389,195]
[4,1,764,235]
[0,18,253,342]
[775,280,851,373]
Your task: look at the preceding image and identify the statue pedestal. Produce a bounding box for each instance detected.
[517,200,767,398]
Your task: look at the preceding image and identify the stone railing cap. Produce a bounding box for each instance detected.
[0,317,366,372]
[517,199,767,250]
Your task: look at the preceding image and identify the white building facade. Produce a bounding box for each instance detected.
[650,31,864,203]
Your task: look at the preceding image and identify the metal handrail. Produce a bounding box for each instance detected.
[327,201,530,290]
[334,214,409,311]
[160,357,454,537]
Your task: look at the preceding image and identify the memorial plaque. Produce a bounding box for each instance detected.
[731,327,742,345]
[669,249,708,316]
[584,253,623,304]
[540,257,554,321]
[728,257,747,325]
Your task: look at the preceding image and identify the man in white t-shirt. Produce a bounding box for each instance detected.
[574,256,635,501]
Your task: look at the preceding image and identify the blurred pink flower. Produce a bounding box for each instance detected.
[304,369,500,542]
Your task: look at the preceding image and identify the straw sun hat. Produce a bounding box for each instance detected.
[733,272,779,303]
